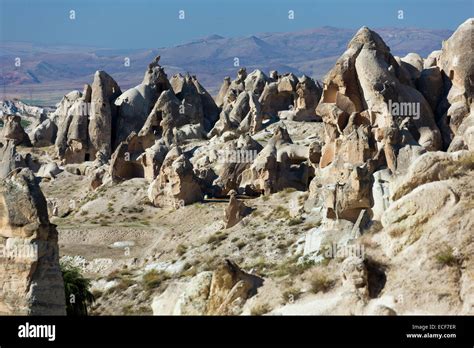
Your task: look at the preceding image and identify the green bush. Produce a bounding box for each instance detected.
[61,262,95,316]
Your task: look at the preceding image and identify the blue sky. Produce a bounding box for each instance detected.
[0,0,472,48]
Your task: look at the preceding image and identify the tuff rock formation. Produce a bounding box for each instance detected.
[209,134,263,196]
[0,169,66,315]
[28,118,57,147]
[5,19,473,317]
[110,132,146,182]
[240,126,309,195]
[148,147,203,208]
[89,71,122,158]
[152,259,263,315]
[0,141,25,178]
[1,115,31,146]
[55,84,93,163]
[308,25,448,224]
[224,190,251,229]
[436,18,473,151]
[209,90,263,138]
[260,73,298,118]
[114,56,170,148]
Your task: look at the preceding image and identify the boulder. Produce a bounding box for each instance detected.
[1,115,31,146]
[174,123,206,144]
[210,91,262,137]
[424,50,441,68]
[259,73,298,118]
[301,218,356,262]
[341,256,369,300]
[148,147,203,207]
[170,74,204,127]
[172,272,213,315]
[0,141,25,178]
[154,260,263,315]
[391,150,474,201]
[28,118,57,147]
[37,162,62,179]
[224,190,251,228]
[215,77,231,108]
[239,126,308,195]
[437,18,473,103]
[206,259,263,315]
[290,75,322,121]
[210,134,262,196]
[151,281,187,315]
[381,180,463,257]
[400,52,424,81]
[244,69,269,96]
[138,140,169,181]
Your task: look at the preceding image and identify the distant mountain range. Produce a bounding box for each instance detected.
[0,26,452,105]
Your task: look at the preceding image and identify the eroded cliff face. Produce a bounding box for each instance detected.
[0,169,65,315]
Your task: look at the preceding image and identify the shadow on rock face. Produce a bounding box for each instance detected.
[365,257,387,299]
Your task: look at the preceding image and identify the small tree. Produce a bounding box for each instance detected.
[61,262,95,316]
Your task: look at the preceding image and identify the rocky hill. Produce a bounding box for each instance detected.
[0,18,472,316]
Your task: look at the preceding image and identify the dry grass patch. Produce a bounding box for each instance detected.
[176,244,187,256]
[281,287,301,304]
[435,247,459,267]
[142,270,170,290]
[309,270,334,294]
[250,302,271,316]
